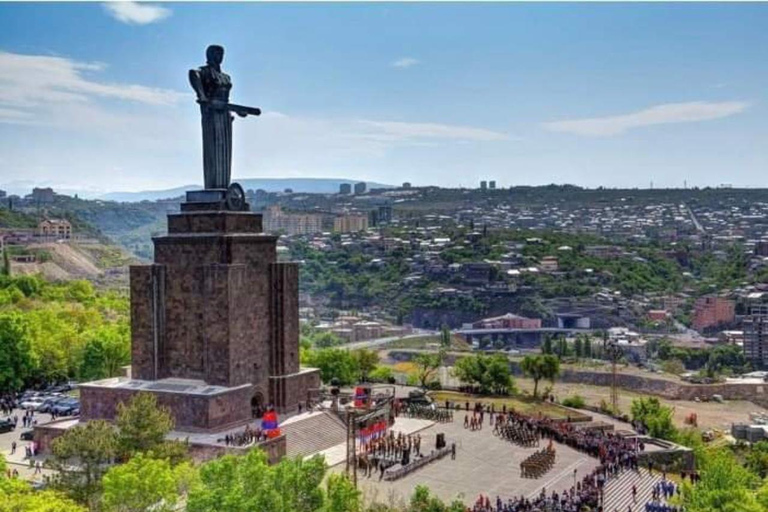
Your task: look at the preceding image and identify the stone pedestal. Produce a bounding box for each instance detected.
[79,206,320,432]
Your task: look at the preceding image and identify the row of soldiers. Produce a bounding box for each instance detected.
[360,430,423,459]
[519,443,556,479]
[495,415,539,447]
[356,431,424,479]
[403,404,453,423]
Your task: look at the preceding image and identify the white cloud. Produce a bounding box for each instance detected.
[543,101,749,137]
[0,51,186,124]
[391,57,419,69]
[103,2,171,25]
[356,120,511,142]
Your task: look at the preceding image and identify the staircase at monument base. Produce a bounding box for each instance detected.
[603,468,665,512]
[282,411,348,459]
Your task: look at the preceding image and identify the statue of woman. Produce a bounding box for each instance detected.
[188,45,236,190]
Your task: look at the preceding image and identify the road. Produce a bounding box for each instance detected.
[343,330,437,350]
[1,408,58,481]
[686,204,706,234]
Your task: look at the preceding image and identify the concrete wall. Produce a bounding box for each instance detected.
[389,350,768,407]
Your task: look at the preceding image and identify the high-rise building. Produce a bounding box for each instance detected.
[354,181,367,195]
[489,180,496,190]
[339,183,352,195]
[480,181,488,190]
[29,187,55,204]
[744,293,768,368]
[402,182,412,189]
[368,204,393,227]
[334,214,369,233]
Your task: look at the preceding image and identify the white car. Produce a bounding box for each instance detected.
[20,397,45,411]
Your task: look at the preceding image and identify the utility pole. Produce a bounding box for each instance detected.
[607,340,623,415]
[345,410,358,487]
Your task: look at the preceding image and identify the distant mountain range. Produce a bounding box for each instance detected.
[0,178,394,203]
[97,178,394,202]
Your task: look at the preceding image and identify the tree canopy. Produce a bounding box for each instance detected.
[520,354,560,398]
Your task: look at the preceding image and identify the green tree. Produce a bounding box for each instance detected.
[541,335,553,355]
[574,336,583,359]
[452,354,514,395]
[0,312,34,392]
[0,477,86,512]
[101,453,197,512]
[520,354,560,399]
[321,473,361,512]
[630,397,678,441]
[50,420,118,508]
[409,485,466,512]
[305,348,359,385]
[746,441,768,478]
[116,393,175,458]
[79,325,130,381]
[413,352,442,389]
[313,332,344,349]
[368,365,394,383]
[681,448,763,512]
[439,325,452,348]
[351,349,379,382]
[187,450,328,512]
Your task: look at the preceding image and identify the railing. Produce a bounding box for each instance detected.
[383,446,452,481]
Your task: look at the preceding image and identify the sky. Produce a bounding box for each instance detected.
[0,1,767,194]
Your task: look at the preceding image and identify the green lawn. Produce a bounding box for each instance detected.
[428,390,590,421]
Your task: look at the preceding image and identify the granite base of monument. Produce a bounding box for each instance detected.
[41,205,320,454]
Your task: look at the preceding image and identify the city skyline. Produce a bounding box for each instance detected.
[1,2,767,194]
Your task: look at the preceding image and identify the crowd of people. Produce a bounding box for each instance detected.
[220,425,268,447]
[404,404,453,423]
[356,430,425,479]
[463,409,647,512]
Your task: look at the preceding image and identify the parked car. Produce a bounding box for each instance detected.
[19,397,46,411]
[39,396,68,413]
[19,430,33,441]
[51,398,80,416]
[0,419,15,433]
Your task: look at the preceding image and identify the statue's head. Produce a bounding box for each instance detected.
[206,45,225,66]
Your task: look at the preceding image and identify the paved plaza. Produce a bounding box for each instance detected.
[331,415,601,505]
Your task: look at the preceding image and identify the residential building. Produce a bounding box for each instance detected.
[744,293,768,368]
[334,214,368,233]
[339,183,352,195]
[353,181,367,195]
[692,296,735,331]
[647,310,670,322]
[263,205,323,235]
[38,218,72,239]
[539,256,559,272]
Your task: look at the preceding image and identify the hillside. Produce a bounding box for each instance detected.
[10,242,137,287]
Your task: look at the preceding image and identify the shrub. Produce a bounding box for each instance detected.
[562,395,586,409]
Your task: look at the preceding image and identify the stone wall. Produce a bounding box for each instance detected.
[80,385,253,433]
[388,350,768,407]
[188,434,286,465]
[33,420,70,453]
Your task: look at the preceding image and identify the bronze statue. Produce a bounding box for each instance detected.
[189,45,260,190]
